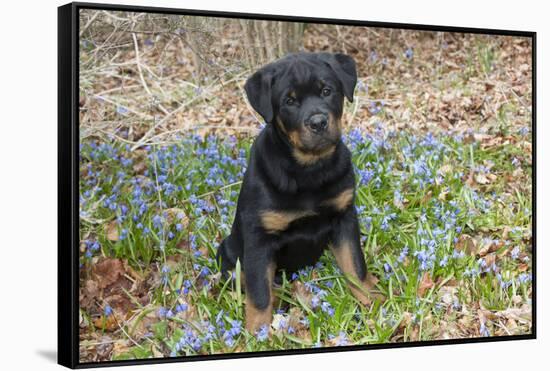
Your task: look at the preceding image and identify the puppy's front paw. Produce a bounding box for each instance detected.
[245,296,273,333]
[349,273,386,306]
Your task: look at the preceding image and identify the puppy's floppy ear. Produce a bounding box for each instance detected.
[320,53,357,102]
[244,67,274,123]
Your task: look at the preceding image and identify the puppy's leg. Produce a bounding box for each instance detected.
[217,225,244,277]
[216,238,230,274]
[217,237,236,276]
[243,245,276,333]
[330,207,380,306]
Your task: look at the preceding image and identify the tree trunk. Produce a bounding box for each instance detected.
[238,20,305,68]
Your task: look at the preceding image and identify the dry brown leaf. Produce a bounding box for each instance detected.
[112,340,133,357]
[292,281,313,308]
[438,188,449,201]
[417,272,434,297]
[456,235,477,256]
[92,258,126,289]
[80,279,99,311]
[105,220,119,241]
[475,173,490,185]
[365,272,380,288]
[478,239,502,257]
[93,313,119,332]
[164,207,189,226]
[483,253,496,268]
[439,286,457,306]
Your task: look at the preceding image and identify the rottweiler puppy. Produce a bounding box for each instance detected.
[217,52,377,332]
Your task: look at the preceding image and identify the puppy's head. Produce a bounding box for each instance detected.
[244,52,357,164]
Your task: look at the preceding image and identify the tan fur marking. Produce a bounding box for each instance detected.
[292,145,336,166]
[323,188,354,211]
[330,241,376,306]
[288,130,302,148]
[260,210,317,234]
[245,262,276,332]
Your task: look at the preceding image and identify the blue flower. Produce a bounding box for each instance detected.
[357,168,375,186]
[116,106,128,115]
[518,126,529,136]
[199,266,210,278]
[157,307,167,318]
[414,249,435,270]
[397,246,409,263]
[517,273,532,284]
[335,331,349,346]
[277,317,288,331]
[369,101,384,115]
[311,295,320,308]
[152,214,163,229]
[321,301,335,316]
[176,303,188,313]
[224,334,235,347]
[511,246,520,260]
[177,326,203,352]
[182,279,192,295]
[405,48,414,59]
[227,320,242,337]
[369,50,378,63]
[104,305,113,316]
[380,213,396,231]
[480,321,490,337]
[256,324,269,341]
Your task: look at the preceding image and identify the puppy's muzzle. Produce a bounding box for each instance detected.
[305,113,328,134]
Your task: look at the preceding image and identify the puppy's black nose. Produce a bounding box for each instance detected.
[306,114,328,133]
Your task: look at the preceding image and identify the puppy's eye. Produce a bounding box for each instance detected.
[321,87,331,97]
[285,97,296,106]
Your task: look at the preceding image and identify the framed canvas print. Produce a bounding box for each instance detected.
[58,2,536,368]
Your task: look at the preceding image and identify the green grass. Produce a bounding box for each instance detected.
[79,124,532,360]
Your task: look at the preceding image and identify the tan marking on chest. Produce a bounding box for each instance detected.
[260,210,317,234]
[292,145,336,166]
[322,188,354,211]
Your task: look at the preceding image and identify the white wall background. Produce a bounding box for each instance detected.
[0,0,545,369]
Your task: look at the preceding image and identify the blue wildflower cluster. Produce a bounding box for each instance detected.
[79,119,532,354]
[82,239,101,259]
[79,134,248,266]
[170,311,244,355]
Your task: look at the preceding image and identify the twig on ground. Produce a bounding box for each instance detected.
[131,31,169,115]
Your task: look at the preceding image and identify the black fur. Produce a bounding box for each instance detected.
[217,52,366,314]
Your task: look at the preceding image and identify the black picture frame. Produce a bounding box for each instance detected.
[58,2,537,368]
